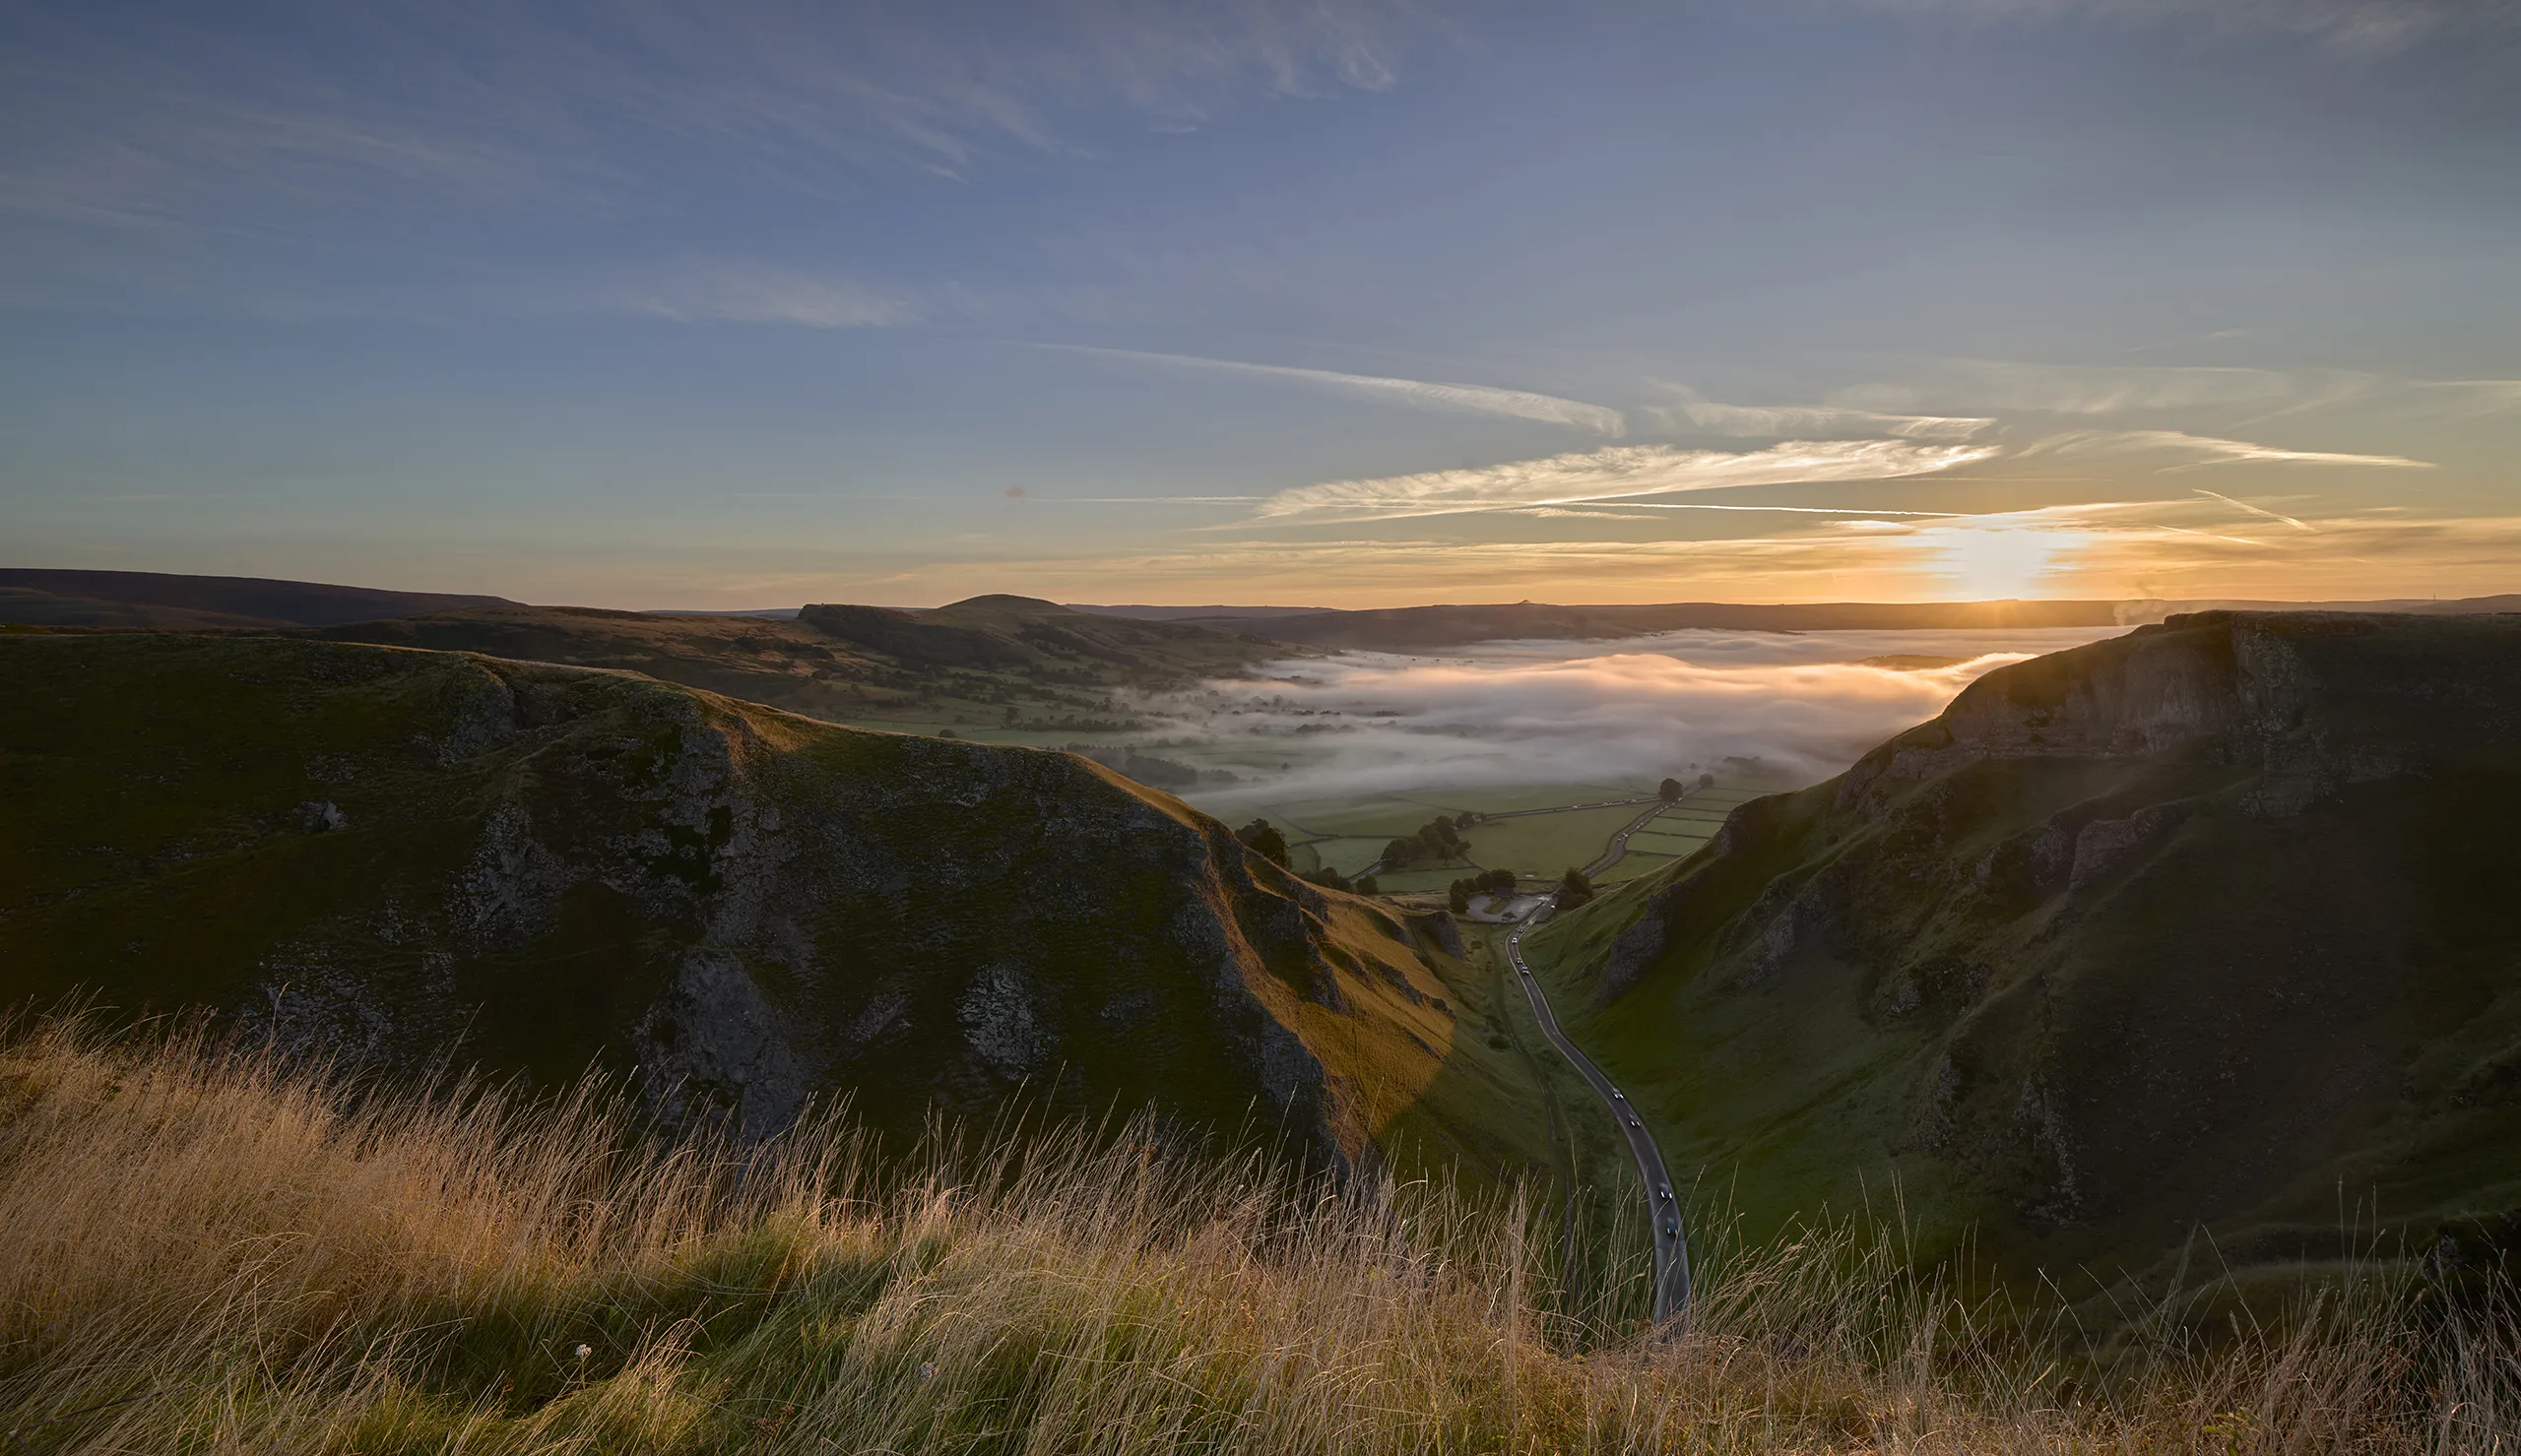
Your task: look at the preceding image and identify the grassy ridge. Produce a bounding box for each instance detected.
[3,1016,2514,1454]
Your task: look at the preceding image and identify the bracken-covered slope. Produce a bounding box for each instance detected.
[0,634,1494,1171]
[1525,610,2521,1279]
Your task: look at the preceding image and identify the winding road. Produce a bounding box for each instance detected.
[1582,798,1688,879]
[1504,903,1692,1323]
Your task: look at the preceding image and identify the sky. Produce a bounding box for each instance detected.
[3,0,2516,609]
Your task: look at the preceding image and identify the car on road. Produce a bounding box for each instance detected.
[1628,1115,1642,1128]
[1657,1182,1672,1201]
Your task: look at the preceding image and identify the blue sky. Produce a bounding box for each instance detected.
[4,0,2517,606]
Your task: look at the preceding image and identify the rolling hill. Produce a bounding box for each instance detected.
[1209,596,2521,651]
[0,567,515,628]
[0,632,1544,1175]
[310,603,883,721]
[1522,609,2521,1281]
[1214,600,2131,649]
[797,593,1288,681]
[306,594,1293,736]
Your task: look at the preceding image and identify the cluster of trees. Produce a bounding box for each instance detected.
[1234,818,1379,895]
[1380,813,1478,870]
[1235,819,1289,867]
[1556,867,1596,909]
[1446,867,1518,914]
[1657,771,1716,801]
[1302,867,1378,896]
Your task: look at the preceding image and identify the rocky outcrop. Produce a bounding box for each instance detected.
[0,634,1459,1166]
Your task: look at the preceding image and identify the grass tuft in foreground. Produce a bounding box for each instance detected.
[1,1014,2514,1453]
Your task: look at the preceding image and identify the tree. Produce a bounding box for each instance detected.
[1302,866,1352,894]
[1557,867,1595,909]
[1658,777,1683,801]
[1448,884,1470,914]
[1379,814,1470,871]
[1697,771,1716,790]
[1236,819,1289,868]
[1354,874,1380,896]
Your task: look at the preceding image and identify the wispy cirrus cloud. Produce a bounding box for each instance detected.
[1640,382,1992,442]
[1251,439,1996,523]
[2021,427,2434,471]
[1,0,1429,233]
[1041,346,1629,435]
[598,263,917,328]
[2192,487,2318,532]
[1841,0,2521,52]
[1825,356,2521,426]
[1830,358,2309,416]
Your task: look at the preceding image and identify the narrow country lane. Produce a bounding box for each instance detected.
[1582,798,1681,879]
[1504,908,1691,1323]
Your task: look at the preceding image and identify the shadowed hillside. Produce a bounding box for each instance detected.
[0,567,515,629]
[0,633,1516,1171]
[1525,610,2521,1282]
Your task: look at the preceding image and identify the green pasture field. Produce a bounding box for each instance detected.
[1190,779,1650,844]
[1403,783,1649,815]
[1292,836,1397,876]
[1260,795,1456,838]
[1458,804,1648,878]
[1628,820,1718,846]
[1595,851,1680,884]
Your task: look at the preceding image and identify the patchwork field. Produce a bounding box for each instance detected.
[1594,850,1681,884]
[1458,805,1652,879]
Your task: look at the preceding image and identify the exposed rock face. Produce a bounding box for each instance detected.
[0,635,1458,1164]
[1539,612,2521,1274]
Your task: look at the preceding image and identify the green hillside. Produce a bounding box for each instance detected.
[0,633,1546,1178]
[1523,610,2521,1283]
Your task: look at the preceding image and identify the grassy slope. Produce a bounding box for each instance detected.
[0,633,1545,1182]
[7,1020,2505,1455]
[1524,611,2521,1283]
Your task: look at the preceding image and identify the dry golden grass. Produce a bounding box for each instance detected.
[0,1014,2513,1454]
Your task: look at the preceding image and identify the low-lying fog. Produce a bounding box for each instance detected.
[1137,627,2128,807]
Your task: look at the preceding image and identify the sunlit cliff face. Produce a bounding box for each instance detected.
[1137,626,2126,802]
